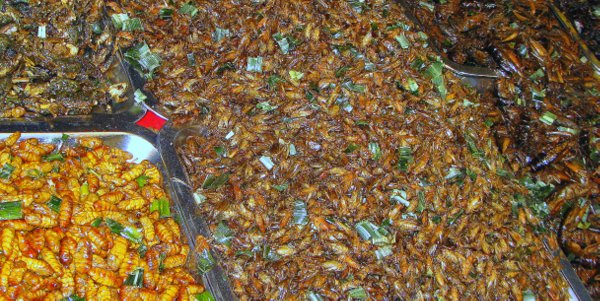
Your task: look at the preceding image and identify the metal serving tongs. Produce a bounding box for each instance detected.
[394,0,505,79]
[549,3,600,74]
[542,238,593,301]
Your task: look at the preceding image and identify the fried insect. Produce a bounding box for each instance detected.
[0,135,205,299]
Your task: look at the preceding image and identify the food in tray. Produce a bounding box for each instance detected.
[0,1,124,116]
[104,0,573,298]
[0,132,209,300]
[407,1,600,295]
[557,0,600,59]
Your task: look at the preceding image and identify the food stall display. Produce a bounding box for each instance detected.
[0,0,598,300]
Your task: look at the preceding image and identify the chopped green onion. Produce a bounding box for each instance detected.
[195,291,216,301]
[111,13,129,28]
[105,218,124,234]
[202,173,230,189]
[522,290,535,301]
[150,199,171,218]
[267,75,286,90]
[91,217,103,227]
[539,111,557,125]
[375,245,393,260]
[293,200,308,226]
[425,61,447,99]
[262,245,281,261]
[187,53,196,66]
[289,70,304,81]
[214,221,234,246]
[355,220,389,246]
[557,126,579,135]
[306,291,324,301]
[134,89,147,104]
[122,18,143,31]
[347,0,367,13]
[193,190,207,206]
[414,192,426,214]
[419,1,434,12]
[214,146,226,157]
[259,156,275,170]
[59,295,85,301]
[158,253,167,272]
[47,195,62,213]
[256,101,277,112]
[80,182,89,199]
[448,209,464,225]
[417,31,428,41]
[368,142,381,160]
[216,62,235,74]
[531,88,546,101]
[397,146,413,172]
[342,81,366,93]
[123,268,144,287]
[390,189,409,207]
[136,175,149,188]
[348,287,368,300]
[122,226,143,244]
[386,22,411,31]
[395,34,410,49]
[197,249,215,273]
[0,163,15,179]
[335,66,350,78]
[529,68,544,81]
[43,153,64,162]
[0,201,22,221]
[104,219,142,244]
[38,25,46,38]
[179,3,198,17]
[91,22,103,34]
[138,244,148,257]
[124,42,162,79]
[212,27,231,42]
[159,8,174,19]
[344,143,359,153]
[273,183,288,192]
[273,33,290,54]
[406,78,419,95]
[410,57,426,71]
[247,57,263,73]
[289,144,297,156]
[432,215,442,224]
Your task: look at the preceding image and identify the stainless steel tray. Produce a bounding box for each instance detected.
[549,3,600,74]
[0,116,234,301]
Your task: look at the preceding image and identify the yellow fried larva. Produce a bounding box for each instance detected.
[41,248,63,276]
[21,257,54,277]
[155,223,175,243]
[158,285,180,301]
[140,216,157,245]
[122,163,145,182]
[0,134,205,298]
[162,254,187,269]
[117,197,146,210]
[0,228,15,259]
[78,137,104,149]
[107,236,128,270]
[89,267,120,287]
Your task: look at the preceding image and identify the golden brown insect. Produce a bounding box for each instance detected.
[89,267,120,287]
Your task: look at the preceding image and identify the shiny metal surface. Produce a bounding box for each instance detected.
[549,3,600,74]
[395,0,504,78]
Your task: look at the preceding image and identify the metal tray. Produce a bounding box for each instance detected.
[167,124,592,301]
[0,116,233,300]
[549,3,600,74]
